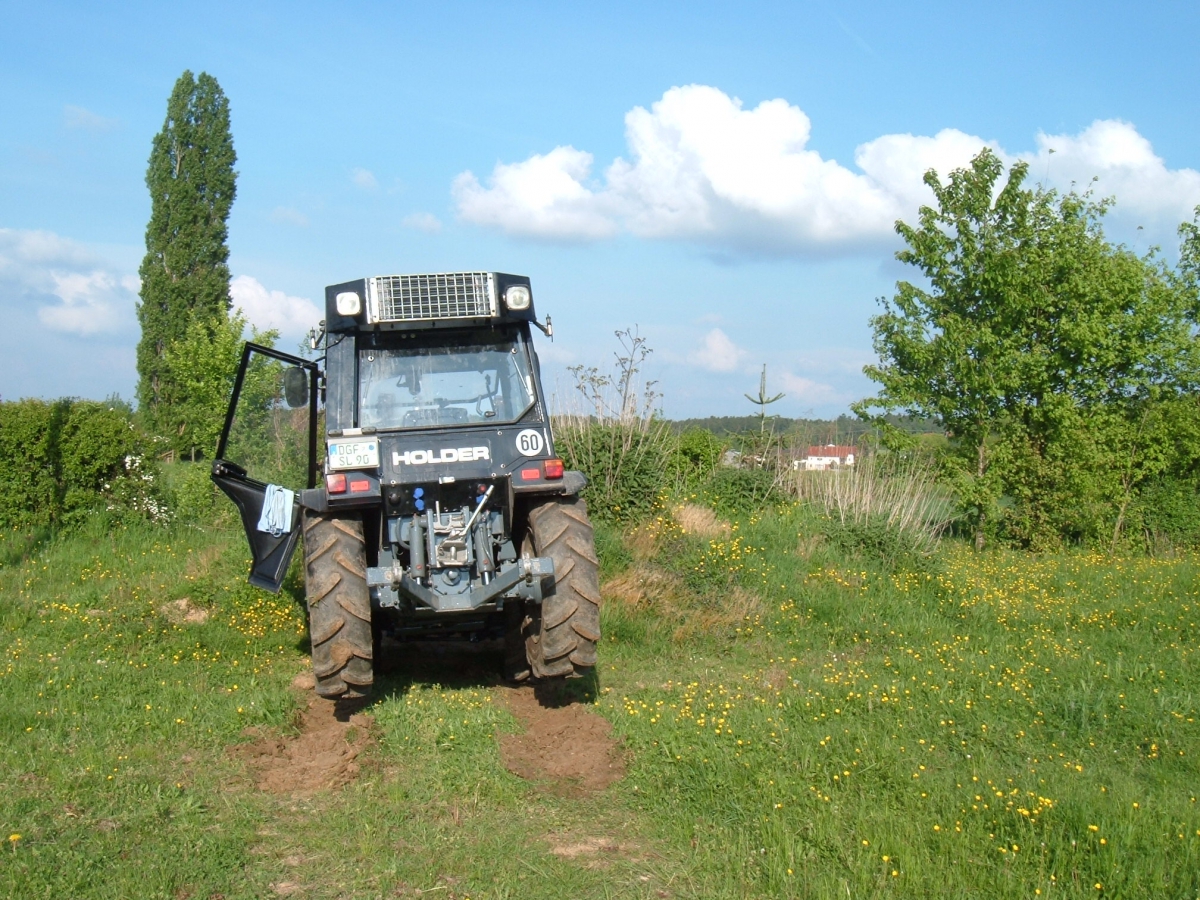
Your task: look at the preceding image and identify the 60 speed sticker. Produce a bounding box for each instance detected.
[515,428,544,456]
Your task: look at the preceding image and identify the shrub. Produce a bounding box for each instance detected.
[1132,476,1200,553]
[671,427,726,487]
[555,418,675,523]
[0,399,65,527]
[553,327,676,523]
[168,461,225,524]
[0,399,169,528]
[700,466,778,518]
[820,515,938,571]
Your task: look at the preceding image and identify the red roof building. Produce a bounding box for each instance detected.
[797,444,856,471]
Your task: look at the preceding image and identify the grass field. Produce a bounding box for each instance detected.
[1,502,1198,898]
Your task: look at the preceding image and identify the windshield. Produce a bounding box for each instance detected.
[358,334,537,429]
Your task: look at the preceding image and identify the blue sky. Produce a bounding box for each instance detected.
[3,1,1198,417]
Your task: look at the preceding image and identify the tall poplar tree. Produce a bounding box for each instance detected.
[136,70,237,437]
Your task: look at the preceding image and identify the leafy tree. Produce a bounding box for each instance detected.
[162,311,277,461]
[855,150,1037,546]
[857,149,1200,549]
[1179,206,1200,293]
[136,70,237,442]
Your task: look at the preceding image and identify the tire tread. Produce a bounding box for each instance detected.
[302,510,373,698]
[521,496,602,679]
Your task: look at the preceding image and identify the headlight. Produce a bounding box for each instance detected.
[335,291,361,316]
[504,284,531,311]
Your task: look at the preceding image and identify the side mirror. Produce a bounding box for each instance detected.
[283,366,309,408]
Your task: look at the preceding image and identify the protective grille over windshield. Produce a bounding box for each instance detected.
[369,273,497,323]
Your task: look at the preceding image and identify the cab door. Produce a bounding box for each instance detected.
[211,342,319,592]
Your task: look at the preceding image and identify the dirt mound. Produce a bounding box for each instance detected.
[497,687,624,794]
[230,694,372,795]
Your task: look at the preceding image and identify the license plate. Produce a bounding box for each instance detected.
[328,439,379,470]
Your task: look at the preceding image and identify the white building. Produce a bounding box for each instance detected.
[795,444,856,471]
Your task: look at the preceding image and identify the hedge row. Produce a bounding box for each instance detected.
[0,399,167,528]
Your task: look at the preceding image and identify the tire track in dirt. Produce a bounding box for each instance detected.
[496,685,625,794]
[229,674,373,796]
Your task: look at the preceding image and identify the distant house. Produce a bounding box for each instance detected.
[795,444,856,471]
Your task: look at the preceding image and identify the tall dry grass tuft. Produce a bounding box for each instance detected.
[603,563,762,643]
[670,503,731,539]
[551,328,677,522]
[778,452,955,554]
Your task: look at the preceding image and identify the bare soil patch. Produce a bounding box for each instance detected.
[158,597,209,625]
[547,834,626,859]
[230,694,372,796]
[497,686,624,795]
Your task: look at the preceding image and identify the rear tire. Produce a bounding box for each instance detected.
[302,510,373,699]
[504,599,531,683]
[522,496,601,679]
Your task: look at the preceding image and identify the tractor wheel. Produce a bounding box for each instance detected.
[503,599,531,683]
[302,510,373,699]
[522,495,601,679]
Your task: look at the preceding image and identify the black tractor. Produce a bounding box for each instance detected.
[211,272,600,698]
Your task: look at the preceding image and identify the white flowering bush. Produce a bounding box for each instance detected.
[103,454,173,525]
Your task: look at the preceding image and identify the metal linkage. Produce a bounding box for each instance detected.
[366,555,554,612]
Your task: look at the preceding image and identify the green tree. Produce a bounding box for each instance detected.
[857,149,1200,549]
[136,70,237,442]
[1179,205,1200,308]
[162,311,277,461]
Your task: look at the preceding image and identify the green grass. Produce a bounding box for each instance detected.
[1,506,1198,898]
[597,511,1200,897]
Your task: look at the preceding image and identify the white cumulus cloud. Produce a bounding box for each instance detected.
[0,228,140,400]
[689,328,747,373]
[453,146,618,240]
[778,372,839,406]
[1023,120,1200,231]
[39,271,139,335]
[453,84,1200,255]
[854,128,998,216]
[230,275,322,340]
[0,228,136,335]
